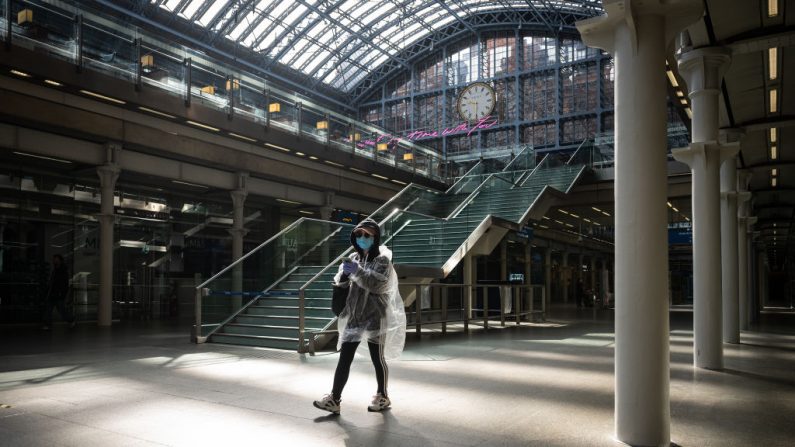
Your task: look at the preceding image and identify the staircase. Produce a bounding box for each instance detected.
[210,266,337,349]
[195,144,591,351]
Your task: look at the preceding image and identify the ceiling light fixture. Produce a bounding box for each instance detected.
[770,145,777,160]
[13,151,72,163]
[10,69,31,77]
[768,0,779,17]
[44,79,63,86]
[371,174,389,180]
[666,70,679,88]
[770,127,777,143]
[172,180,208,189]
[80,89,126,104]
[324,160,343,167]
[138,106,175,119]
[769,88,778,113]
[186,120,219,131]
[229,132,256,142]
[265,143,291,152]
[769,47,778,80]
[276,198,302,205]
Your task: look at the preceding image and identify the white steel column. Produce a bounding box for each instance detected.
[720,154,740,343]
[229,174,248,312]
[737,171,754,330]
[671,46,736,368]
[97,160,120,327]
[577,1,701,444]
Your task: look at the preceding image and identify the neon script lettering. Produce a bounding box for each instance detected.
[346,116,500,149]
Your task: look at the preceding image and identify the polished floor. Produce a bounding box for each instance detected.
[1,306,793,447]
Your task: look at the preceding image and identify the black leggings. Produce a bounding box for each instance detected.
[332,340,388,401]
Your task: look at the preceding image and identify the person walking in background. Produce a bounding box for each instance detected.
[313,219,406,415]
[42,254,75,330]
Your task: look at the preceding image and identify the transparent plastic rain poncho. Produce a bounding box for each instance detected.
[333,245,406,360]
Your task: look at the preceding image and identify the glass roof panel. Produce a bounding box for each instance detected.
[198,1,229,26]
[148,0,602,92]
[160,0,181,12]
[180,0,204,20]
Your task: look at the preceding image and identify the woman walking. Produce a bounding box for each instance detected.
[313,219,406,414]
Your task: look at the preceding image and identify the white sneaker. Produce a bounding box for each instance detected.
[313,394,340,414]
[367,393,391,412]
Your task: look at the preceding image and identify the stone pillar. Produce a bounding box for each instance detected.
[590,256,597,297]
[672,47,736,368]
[720,130,744,343]
[97,162,120,327]
[737,171,754,330]
[229,174,248,311]
[577,1,702,444]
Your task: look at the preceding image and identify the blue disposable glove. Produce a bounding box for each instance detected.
[342,260,359,275]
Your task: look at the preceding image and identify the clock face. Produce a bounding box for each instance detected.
[457,82,496,122]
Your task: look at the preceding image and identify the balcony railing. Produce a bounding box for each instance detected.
[1,0,453,182]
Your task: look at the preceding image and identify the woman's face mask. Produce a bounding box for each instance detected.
[355,235,374,251]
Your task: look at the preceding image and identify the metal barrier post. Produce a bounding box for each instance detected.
[483,286,489,329]
[515,285,521,325]
[464,284,470,332]
[500,285,506,327]
[441,286,448,334]
[298,288,306,353]
[193,287,203,343]
[415,284,422,335]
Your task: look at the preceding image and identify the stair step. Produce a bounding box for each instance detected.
[210,333,299,350]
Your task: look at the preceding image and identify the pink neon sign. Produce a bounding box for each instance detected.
[346,115,500,149]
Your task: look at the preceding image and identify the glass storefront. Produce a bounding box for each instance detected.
[0,163,281,325]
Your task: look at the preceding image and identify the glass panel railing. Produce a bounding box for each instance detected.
[10,0,77,64]
[5,0,455,183]
[190,62,229,112]
[502,144,535,172]
[235,80,267,124]
[140,42,185,98]
[195,218,355,339]
[82,22,135,82]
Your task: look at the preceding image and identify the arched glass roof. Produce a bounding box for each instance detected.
[151,0,602,92]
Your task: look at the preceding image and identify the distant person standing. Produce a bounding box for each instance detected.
[42,254,75,330]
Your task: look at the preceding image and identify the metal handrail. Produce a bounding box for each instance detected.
[446,159,484,194]
[566,138,592,166]
[502,145,535,172]
[519,153,550,186]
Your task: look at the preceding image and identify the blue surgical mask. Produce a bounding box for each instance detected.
[356,236,374,251]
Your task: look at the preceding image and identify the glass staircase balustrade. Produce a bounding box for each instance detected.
[195,218,355,348]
